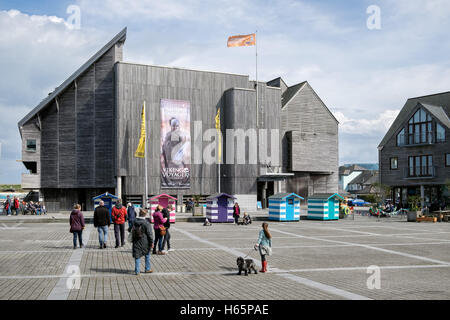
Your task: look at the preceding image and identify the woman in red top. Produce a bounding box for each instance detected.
[233,203,241,224]
[111,200,127,248]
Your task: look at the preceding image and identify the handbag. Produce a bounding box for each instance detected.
[260,245,272,256]
[159,225,167,236]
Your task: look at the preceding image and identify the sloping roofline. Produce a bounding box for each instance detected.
[18,27,127,133]
[282,81,339,124]
[378,91,450,148]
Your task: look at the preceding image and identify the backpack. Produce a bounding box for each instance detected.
[132,223,144,241]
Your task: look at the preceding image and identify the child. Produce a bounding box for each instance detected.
[243,212,252,225]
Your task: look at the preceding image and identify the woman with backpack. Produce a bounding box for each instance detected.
[255,222,272,273]
[152,205,167,255]
[131,209,154,275]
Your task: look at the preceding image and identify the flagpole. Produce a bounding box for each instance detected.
[255,30,258,129]
[144,100,148,209]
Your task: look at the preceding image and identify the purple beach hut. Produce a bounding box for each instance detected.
[206,193,236,223]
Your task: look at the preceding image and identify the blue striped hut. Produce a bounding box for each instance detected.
[268,193,304,221]
[307,193,344,220]
[206,193,236,223]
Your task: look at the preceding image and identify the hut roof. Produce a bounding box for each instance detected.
[269,193,304,200]
[309,193,344,200]
[207,193,236,200]
[92,192,119,200]
[149,194,177,201]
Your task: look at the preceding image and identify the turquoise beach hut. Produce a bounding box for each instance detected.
[268,193,304,221]
[307,193,344,220]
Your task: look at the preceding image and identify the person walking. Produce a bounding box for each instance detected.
[161,205,173,252]
[4,195,11,216]
[152,205,167,255]
[127,202,136,233]
[111,199,127,248]
[132,209,154,275]
[70,204,85,249]
[255,222,272,273]
[12,196,19,216]
[93,200,110,249]
[233,202,241,225]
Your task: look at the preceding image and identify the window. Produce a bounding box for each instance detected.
[397,128,405,146]
[446,154,450,167]
[408,109,432,144]
[437,123,445,142]
[408,155,433,177]
[390,157,398,170]
[26,139,36,152]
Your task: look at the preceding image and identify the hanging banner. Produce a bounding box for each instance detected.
[160,99,191,188]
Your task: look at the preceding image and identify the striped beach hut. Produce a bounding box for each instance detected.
[92,192,119,223]
[206,193,236,223]
[268,193,304,221]
[307,193,344,220]
[149,194,177,223]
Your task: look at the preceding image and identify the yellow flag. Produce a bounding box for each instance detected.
[134,102,146,158]
[215,108,222,163]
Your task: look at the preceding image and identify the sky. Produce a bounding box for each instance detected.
[1,0,450,183]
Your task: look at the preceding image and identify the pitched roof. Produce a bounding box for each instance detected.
[309,193,344,200]
[18,27,127,132]
[281,81,306,107]
[421,103,450,129]
[379,91,450,148]
[348,171,379,185]
[269,193,304,200]
[207,193,236,200]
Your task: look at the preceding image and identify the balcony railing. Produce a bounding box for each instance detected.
[404,166,437,179]
[397,132,445,146]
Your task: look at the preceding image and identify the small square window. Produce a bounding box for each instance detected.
[390,157,398,170]
[26,139,36,152]
[446,154,450,167]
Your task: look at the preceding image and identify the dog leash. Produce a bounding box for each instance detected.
[243,248,255,259]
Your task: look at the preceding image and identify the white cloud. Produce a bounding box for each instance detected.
[335,109,400,135]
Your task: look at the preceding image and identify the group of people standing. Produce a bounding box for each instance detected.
[2,196,46,216]
[69,199,272,275]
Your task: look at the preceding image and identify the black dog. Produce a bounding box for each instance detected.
[237,257,258,276]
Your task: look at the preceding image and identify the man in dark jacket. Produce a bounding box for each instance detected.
[132,209,154,275]
[94,200,111,249]
[127,203,136,233]
[161,205,173,252]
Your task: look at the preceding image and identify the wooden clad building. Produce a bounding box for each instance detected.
[379,92,450,209]
[18,28,339,212]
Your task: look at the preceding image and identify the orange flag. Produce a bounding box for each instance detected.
[227,33,256,47]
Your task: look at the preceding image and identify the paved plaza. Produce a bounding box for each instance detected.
[1,216,450,300]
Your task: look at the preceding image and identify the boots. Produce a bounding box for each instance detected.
[259,261,268,273]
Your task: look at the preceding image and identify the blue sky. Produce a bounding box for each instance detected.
[1,0,450,183]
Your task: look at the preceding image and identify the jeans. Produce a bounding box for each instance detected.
[162,229,171,251]
[135,254,151,274]
[97,226,108,246]
[114,224,125,247]
[153,229,163,252]
[6,207,11,215]
[73,230,83,248]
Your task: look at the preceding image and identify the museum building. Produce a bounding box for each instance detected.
[18,28,339,212]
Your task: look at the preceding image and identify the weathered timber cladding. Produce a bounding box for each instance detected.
[116,63,253,198]
[280,82,339,196]
[39,45,118,190]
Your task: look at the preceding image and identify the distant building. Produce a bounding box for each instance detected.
[17,29,339,212]
[338,164,367,193]
[378,91,450,209]
[346,170,379,197]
